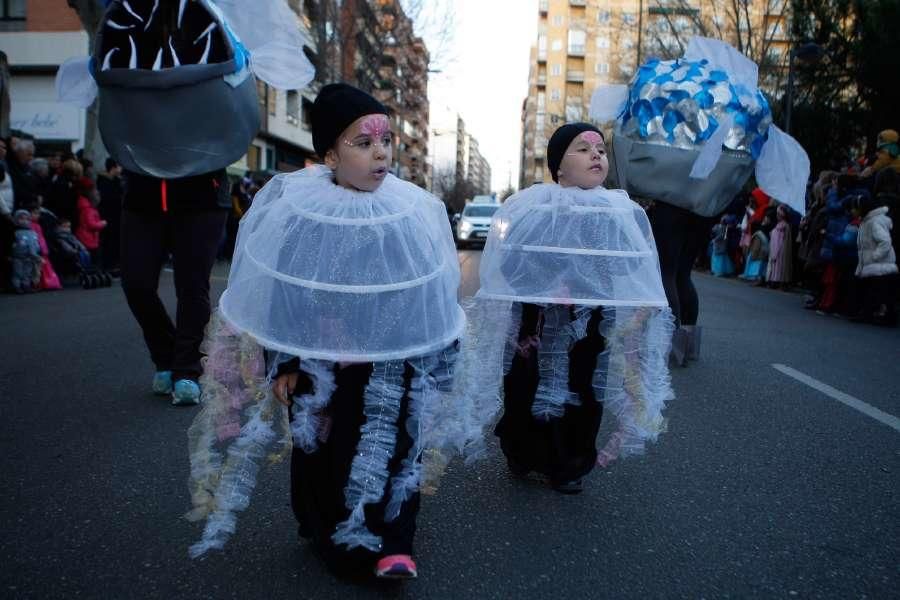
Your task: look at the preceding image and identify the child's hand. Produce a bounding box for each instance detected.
[272,373,299,407]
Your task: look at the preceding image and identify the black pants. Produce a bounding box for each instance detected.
[859,274,899,322]
[495,304,606,484]
[120,208,227,381]
[649,202,711,326]
[289,362,420,575]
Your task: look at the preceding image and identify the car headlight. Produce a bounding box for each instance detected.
[459,221,473,232]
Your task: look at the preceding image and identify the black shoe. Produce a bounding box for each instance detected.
[551,479,583,495]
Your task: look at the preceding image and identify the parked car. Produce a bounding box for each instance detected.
[455,203,499,249]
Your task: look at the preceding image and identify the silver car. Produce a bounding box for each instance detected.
[455,203,499,249]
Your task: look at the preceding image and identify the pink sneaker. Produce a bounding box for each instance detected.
[374,554,418,579]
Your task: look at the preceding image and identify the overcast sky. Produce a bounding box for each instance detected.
[426,0,539,192]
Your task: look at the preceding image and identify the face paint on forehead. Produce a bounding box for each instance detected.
[579,131,604,144]
[358,114,391,138]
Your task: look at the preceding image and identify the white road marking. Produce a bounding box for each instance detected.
[772,363,900,433]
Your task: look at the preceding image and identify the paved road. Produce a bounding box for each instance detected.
[1,250,898,598]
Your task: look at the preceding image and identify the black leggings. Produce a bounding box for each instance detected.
[649,202,711,326]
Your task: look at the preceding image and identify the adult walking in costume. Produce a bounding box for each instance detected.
[56,0,314,404]
[591,37,811,365]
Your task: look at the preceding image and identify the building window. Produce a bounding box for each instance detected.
[534,166,544,181]
[552,15,564,26]
[568,30,586,55]
[538,34,548,51]
[551,63,562,76]
[1,0,26,19]
[595,62,610,74]
[537,91,546,109]
[550,88,561,101]
[596,36,610,49]
[287,90,300,124]
[536,113,545,132]
[301,98,314,129]
[622,12,637,25]
[597,10,610,24]
[551,39,563,51]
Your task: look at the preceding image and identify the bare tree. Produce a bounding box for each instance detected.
[633,0,791,94]
[399,0,457,73]
[67,0,107,168]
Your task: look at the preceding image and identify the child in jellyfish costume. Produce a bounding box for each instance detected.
[185,84,470,581]
[463,123,675,494]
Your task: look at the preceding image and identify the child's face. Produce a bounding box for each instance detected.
[58,221,71,232]
[30,209,40,222]
[557,131,608,189]
[326,114,393,192]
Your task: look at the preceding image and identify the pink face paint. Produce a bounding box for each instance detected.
[566,131,607,156]
[359,114,390,138]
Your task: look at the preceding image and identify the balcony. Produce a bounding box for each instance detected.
[566,70,585,82]
[536,74,547,86]
[648,6,699,16]
[569,0,587,6]
[537,49,547,62]
[567,44,586,57]
[539,0,548,14]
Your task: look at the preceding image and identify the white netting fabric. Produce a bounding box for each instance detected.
[477,183,669,307]
[461,183,675,466]
[219,165,465,362]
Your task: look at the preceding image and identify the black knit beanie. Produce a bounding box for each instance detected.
[547,123,604,183]
[311,83,389,158]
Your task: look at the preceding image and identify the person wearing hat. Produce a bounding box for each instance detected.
[469,123,674,495]
[185,84,465,580]
[862,129,900,178]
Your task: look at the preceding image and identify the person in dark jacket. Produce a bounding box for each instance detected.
[96,158,124,273]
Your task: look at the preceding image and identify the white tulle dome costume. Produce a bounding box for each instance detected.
[220,165,465,361]
[463,183,675,467]
[187,165,466,557]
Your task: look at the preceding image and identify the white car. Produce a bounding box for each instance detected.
[455,203,499,248]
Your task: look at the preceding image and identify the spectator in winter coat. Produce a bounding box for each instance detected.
[74,177,107,264]
[10,209,41,293]
[852,194,898,326]
[861,129,900,177]
[45,159,82,225]
[27,204,61,291]
[767,204,793,288]
[874,168,900,267]
[817,180,864,313]
[97,158,124,272]
[6,135,40,209]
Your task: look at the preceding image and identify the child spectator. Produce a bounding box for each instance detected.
[852,194,897,326]
[74,177,107,265]
[710,215,736,277]
[740,219,771,283]
[766,204,794,289]
[29,204,61,291]
[10,209,41,293]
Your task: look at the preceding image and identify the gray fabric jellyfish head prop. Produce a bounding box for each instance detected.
[591,37,810,216]
[56,0,315,179]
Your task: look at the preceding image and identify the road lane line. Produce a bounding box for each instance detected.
[772,363,900,433]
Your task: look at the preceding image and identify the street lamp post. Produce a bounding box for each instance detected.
[785,42,825,136]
